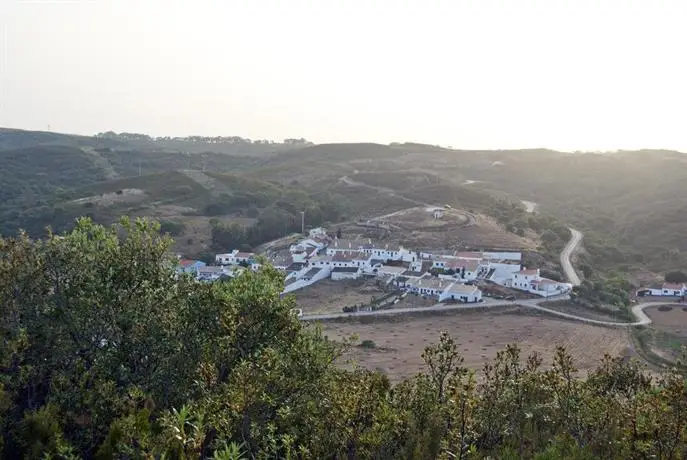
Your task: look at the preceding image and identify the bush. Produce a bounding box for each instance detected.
[665,270,687,283]
[159,220,185,236]
[360,339,376,349]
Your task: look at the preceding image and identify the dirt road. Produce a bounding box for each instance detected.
[560,228,583,286]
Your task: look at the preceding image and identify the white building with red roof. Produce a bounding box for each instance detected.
[507,267,572,297]
[511,268,540,289]
[637,282,687,297]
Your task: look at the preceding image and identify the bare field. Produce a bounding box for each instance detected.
[375,206,538,251]
[320,310,633,382]
[644,305,687,336]
[641,305,687,362]
[292,279,387,314]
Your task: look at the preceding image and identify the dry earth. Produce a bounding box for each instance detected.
[642,305,687,362]
[376,207,538,251]
[292,279,387,315]
[643,305,687,335]
[319,309,634,382]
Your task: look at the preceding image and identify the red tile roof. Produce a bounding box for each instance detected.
[518,268,539,275]
[662,282,685,290]
[236,252,254,258]
[179,259,197,267]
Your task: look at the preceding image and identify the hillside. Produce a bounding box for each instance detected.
[251,142,687,277]
[0,166,347,258]
[5,127,686,278]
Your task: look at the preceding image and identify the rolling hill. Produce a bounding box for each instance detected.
[4,127,686,277]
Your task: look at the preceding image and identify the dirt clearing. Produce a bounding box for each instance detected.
[644,305,687,336]
[367,206,538,251]
[291,279,387,315]
[319,309,633,382]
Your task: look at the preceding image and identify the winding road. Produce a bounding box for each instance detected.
[560,228,583,286]
[301,227,669,328]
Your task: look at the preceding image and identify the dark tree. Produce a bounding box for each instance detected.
[665,270,687,283]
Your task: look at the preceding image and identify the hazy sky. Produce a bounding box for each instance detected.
[2,0,686,151]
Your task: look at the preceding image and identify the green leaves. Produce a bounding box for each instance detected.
[2,218,687,458]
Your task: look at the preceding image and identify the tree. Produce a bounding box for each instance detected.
[665,270,687,283]
[2,218,687,458]
[337,228,342,239]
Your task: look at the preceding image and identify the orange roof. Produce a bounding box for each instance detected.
[179,259,197,267]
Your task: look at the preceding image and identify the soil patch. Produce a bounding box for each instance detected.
[320,310,632,382]
[293,279,387,315]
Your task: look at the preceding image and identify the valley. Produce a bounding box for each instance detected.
[2,127,687,375]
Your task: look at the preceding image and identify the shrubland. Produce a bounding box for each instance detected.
[1,219,687,458]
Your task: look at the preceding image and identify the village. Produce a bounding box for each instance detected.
[176,225,574,309]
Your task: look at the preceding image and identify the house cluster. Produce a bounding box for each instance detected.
[265,228,571,302]
[636,282,687,298]
[175,249,260,282]
[176,226,572,302]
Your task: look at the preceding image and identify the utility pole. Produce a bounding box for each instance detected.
[300,211,305,234]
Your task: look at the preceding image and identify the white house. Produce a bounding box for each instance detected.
[373,265,407,278]
[331,267,361,281]
[215,250,254,266]
[308,227,328,238]
[637,282,687,297]
[405,277,453,298]
[309,254,333,268]
[326,239,363,255]
[359,241,415,262]
[196,266,231,282]
[506,267,571,297]
[215,250,239,265]
[489,260,522,283]
[510,268,540,289]
[529,279,572,297]
[662,282,687,296]
[439,283,482,303]
[332,251,371,269]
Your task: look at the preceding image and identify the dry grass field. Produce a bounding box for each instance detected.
[291,279,388,315]
[644,305,687,335]
[320,309,634,382]
[640,305,687,362]
[377,206,538,251]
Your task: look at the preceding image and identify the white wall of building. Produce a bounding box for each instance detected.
[483,252,522,261]
[439,284,482,303]
[331,269,361,281]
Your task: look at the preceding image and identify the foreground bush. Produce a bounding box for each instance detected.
[1,218,686,458]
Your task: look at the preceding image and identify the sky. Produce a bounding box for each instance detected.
[1,0,686,151]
